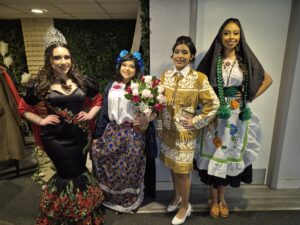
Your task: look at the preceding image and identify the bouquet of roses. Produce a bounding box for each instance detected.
[124,75,166,119]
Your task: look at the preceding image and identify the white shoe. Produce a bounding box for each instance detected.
[171,203,191,225]
[167,197,182,212]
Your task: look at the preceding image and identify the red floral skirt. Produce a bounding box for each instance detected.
[36,170,104,225]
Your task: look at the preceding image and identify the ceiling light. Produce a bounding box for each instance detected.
[31,9,47,14]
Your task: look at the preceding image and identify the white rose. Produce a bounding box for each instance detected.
[143,75,153,84]
[157,94,166,104]
[143,107,152,117]
[142,89,152,98]
[21,72,32,86]
[3,55,13,67]
[157,86,164,94]
[0,41,8,56]
[131,82,139,90]
[132,89,139,96]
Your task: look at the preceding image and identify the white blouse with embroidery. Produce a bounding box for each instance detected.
[108,81,135,125]
[222,59,243,87]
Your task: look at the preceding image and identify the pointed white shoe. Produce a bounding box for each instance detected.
[167,197,182,212]
[171,203,191,225]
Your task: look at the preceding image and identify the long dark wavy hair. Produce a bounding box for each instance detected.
[35,43,84,98]
[114,53,142,84]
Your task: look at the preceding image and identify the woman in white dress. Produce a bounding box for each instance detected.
[195,18,273,218]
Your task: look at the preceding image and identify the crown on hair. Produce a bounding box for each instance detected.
[43,27,67,49]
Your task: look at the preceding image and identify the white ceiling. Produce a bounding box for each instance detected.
[0,0,139,20]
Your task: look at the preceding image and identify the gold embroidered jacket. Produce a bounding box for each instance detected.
[157,68,220,149]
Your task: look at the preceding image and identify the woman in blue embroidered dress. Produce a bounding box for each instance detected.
[195,18,273,218]
[91,50,157,213]
[18,27,104,224]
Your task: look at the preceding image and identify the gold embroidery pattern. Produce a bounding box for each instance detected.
[163,70,198,89]
[160,141,196,174]
[163,70,175,86]
[180,71,198,89]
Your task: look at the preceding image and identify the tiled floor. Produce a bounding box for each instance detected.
[138,185,300,213]
[1,136,300,217]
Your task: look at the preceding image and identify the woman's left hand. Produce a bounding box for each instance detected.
[179,117,195,129]
[77,111,92,121]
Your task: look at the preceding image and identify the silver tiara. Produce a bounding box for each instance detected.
[43,27,67,49]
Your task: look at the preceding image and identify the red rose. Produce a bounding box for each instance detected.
[141,76,145,82]
[126,86,132,94]
[73,118,79,124]
[60,111,68,117]
[152,79,160,87]
[154,103,163,111]
[132,96,140,103]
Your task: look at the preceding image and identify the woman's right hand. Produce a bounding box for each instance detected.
[39,115,60,126]
[92,139,98,145]
[133,113,149,127]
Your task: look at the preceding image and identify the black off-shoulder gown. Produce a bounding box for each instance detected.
[23,80,104,225]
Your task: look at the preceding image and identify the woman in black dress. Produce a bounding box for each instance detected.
[19,27,104,224]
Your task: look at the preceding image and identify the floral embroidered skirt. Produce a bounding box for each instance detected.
[195,107,261,187]
[91,122,146,212]
[36,170,104,225]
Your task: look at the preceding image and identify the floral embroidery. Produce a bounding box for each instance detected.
[230,124,238,135]
[161,142,194,163]
[36,172,104,224]
[47,104,90,134]
[213,136,222,148]
[112,83,123,90]
[230,99,240,109]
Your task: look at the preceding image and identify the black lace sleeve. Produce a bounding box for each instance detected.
[93,81,113,139]
[23,81,40,106]
[84,76,99,98]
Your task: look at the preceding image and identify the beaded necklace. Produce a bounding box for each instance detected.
[223,60,236,86]
[216,56,251,121]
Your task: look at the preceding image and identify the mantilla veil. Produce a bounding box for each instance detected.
[196,18,265,101]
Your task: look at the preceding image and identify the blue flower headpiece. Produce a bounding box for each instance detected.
[116,50,144,73]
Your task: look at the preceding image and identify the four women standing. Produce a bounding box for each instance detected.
[18,17,273,224]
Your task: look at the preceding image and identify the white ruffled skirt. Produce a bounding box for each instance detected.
[195,106,261,179]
